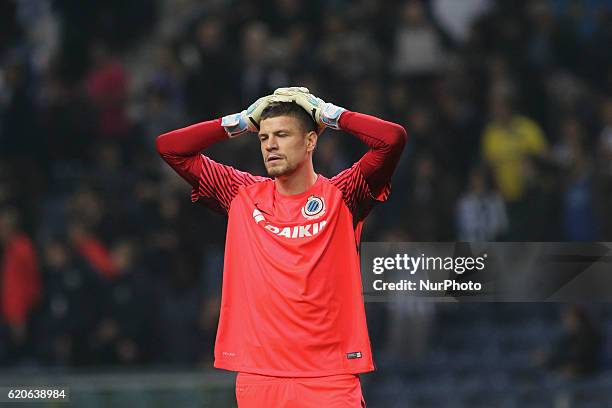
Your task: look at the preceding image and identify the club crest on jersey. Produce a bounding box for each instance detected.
[301,196,325,220]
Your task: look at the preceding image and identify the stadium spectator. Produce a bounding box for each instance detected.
[598,97,612,176]
[481,89,551,239]
[33,237,100,366]
[551,117,587,170]
[67,220,118,280]
[456,166,508,241]
[141,81,186,151]
[482,90,549,203]
[0,57,38,159]
[392,0,446,78]
[238,21,279,104]
[379,226,436,364]
[403,153,456,240]
[184,17,235,118]
[537,305,603,379]
[155,257,205,365]
[562,143,598,241]
[317,15,383,88]
[90,239,154,365]
[84,41,131,139]
[431,0,492,44]
[37,71,96,167]
[0,207,41,362]
[597,97,612,238]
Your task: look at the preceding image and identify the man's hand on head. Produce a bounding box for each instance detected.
[220,86,344,139]
[273,87,346,132]
[222,94,294,137]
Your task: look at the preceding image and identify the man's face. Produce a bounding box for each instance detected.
[258,115,316,177]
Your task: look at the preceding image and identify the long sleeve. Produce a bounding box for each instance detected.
[155,119,228,186]
[156,119,264,214]
[338,111,407,196]
[330,111,407,221]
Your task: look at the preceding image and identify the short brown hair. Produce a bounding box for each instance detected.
[260,101,317,133]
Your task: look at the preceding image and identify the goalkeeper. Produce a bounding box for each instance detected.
[156,87,407,407]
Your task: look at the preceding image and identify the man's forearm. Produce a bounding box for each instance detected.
[155,119,228,186]
[338,111,407,191]
[155,119,227,157]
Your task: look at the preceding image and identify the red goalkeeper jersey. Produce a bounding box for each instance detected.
[157,111,406,377]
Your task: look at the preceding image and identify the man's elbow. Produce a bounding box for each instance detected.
[389,124,408,152]
[155,133,169,156]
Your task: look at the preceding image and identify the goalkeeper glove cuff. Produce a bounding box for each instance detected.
[221,111,250,137]
[320,102,346,130]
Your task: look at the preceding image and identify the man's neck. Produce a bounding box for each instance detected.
[275,166,318,196]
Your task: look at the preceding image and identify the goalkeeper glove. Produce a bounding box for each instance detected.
[221,94,282,137]
[273,87,346,131]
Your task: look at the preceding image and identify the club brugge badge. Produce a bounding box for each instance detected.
[301,195,325,220]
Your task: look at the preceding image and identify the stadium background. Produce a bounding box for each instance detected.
[1,0,612,406]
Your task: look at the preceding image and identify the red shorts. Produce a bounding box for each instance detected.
[235,372,366,408]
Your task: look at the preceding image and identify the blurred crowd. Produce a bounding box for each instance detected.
[0,0,611,370]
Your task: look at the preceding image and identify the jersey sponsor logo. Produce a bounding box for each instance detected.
[347,351,362,359]
[301,195,325,220]
[252,209,327,238]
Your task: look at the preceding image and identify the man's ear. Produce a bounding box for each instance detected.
[306,131,318,153]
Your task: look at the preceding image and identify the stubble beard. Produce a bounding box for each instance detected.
[266,160,295,178]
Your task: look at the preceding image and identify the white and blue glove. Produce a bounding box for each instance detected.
[273,87,346,132]
[221,94,286,137]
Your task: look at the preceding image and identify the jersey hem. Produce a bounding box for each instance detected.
[213,361,375,377]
